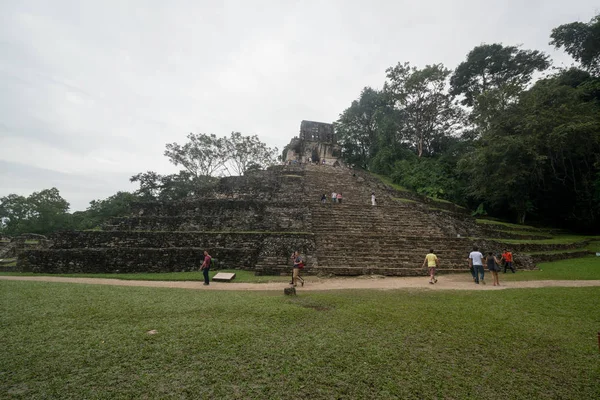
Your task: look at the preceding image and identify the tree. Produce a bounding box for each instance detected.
[73,191,140,230]
[335,87,387,168]
[450,44,550,130]
[459,69,600,227]
[0,188,70,235]
[0,194,30,234]
[385,62,463,157]
[551,14,600,75]
[164,133,228,177]
[224,132,278,176]
[130,171,163,200]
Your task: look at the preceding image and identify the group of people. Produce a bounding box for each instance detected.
[202,247,515,289]
[321,192,343,204]
[423,247,515,286]
[319,191,376,205]
[468,247,515,286]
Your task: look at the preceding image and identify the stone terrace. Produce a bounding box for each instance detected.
[19,163,569,276]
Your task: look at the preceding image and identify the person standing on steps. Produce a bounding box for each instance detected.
[468,246,485,284]
[321,194,327,204]
[290,250,305,287]
[422,249,440,284]
[337,192,342,204]
[371,192,376,206]
[200,250,211,286]
[502,249,516,273]
[485,252,502,286]
[331,191,337,204]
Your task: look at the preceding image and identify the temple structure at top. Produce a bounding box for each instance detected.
[285,120,342,164]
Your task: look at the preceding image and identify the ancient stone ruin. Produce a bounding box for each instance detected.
[19,121,585,277]
[285,120,341,164]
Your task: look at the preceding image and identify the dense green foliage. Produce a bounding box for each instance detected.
[1,281,599,399]
[336,14,600,231]
[0,188,71,235]
[0,189,140,236]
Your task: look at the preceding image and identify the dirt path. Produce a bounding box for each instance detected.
[2,274,600,291]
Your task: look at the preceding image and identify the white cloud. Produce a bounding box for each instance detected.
[1,0,598,209]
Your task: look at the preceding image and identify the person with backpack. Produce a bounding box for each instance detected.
[200,250,212,286]
[290,250,305,287]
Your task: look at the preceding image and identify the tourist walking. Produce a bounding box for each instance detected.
[337,193,343,204]
[468,246,485,284]
[290,250,305,287]
[502,249,516,273]
[321,194,327,204]
[486,252,502,286]
[331,191,337,203]
[422,249,440,284]
[371,192,376,206]
[200,250,211,285]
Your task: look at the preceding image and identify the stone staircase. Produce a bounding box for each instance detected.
[297,164,482,275]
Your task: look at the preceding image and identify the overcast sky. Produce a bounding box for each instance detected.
[1,1,598,211]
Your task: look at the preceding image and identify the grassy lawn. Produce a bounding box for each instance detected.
[475,219,545,231]
[0,269,291,283]
[1,282,599,399]
[484,234,597,245]
[501,256,600,281]
[371,172,410,192]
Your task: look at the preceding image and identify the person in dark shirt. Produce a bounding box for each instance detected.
[485,252,501,286]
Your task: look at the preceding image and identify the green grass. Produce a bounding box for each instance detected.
[587,241,600,252]
[426,196,465,208]
[495,230,553,238]
[485,234,597,245]
[391,197,417,203]
[1,282,599,399]
[371,173,410,192]
[476,218,544,231]
[0,269,290,283]
[523,248,589,256]
[502,256,600,281]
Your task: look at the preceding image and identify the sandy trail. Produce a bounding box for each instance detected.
[1,274,600,291]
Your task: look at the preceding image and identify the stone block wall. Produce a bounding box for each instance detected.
[110,200,311,232]
[19,232,316,274]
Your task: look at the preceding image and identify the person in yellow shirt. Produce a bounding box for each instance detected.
[422,249,440,284]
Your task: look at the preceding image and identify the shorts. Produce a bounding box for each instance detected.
[428,267,436,274]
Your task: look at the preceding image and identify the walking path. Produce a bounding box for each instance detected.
[2,274,600,291]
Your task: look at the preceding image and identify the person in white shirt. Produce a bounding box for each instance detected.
[468,246,485,284]
[331,192,337,204]
[371,192,376,206]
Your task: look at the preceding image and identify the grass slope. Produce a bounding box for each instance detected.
[502,256,600,281]
[2,283,600,399]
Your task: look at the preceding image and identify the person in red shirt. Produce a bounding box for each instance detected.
[501,249,515,273]
[200,250,212,285]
